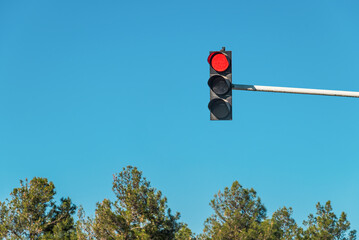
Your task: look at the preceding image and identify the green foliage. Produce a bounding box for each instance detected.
[1,169,357,240]
[270,206,299,239]
[200,180,267,239]
[175,223,195,240]
[40,197,77,240]
[0,177,76,240]
[76,206,96,240]
[200,181,356,240]
[301,201,357,240]
[78,166,186,239]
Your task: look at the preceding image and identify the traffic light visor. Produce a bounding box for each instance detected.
[207,52,230,72]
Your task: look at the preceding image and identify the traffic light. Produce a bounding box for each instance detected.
[207,47,232,120]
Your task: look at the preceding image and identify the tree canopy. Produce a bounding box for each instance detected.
[200,181,356,240]
[0,177,76,239]
[0,167,356,240]
[300,201,357,240]
[77,166,193,239]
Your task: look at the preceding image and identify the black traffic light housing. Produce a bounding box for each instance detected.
[208,47,232,120]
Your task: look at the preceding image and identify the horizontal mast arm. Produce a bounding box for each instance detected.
[232,84,359,98]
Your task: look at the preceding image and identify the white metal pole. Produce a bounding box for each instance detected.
[232,84,359,98]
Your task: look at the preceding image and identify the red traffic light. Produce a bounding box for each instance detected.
[207,52,230,72]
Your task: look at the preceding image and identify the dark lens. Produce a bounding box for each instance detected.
[210,100,230,119]
[212,77,230,95]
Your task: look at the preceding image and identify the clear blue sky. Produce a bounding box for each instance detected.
[1,0,359,234]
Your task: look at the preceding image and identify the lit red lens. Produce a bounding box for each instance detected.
[208,53,229,72]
